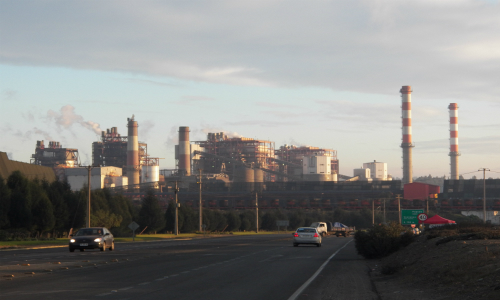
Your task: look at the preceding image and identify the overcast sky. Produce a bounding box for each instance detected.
[1,0,499,179]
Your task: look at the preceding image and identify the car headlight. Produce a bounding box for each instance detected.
[70,239,75,243]
[94,238,102,242]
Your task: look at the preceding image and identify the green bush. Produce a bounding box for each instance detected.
[354,222,415,259]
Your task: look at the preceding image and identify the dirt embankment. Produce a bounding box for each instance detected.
[369,231,500,300]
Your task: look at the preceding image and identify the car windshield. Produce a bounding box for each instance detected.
[75,229,102,236]
[297,228,316,233]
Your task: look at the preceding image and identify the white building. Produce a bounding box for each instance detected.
[353,168,372,181]
[65,166,127,191]
[363,160,388,181]
[303,155,335,181]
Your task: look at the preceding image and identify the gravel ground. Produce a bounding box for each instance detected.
[369,235,500,300]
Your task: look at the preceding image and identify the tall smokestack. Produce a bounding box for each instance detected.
[449,103,460,180]
[400,86,414,184]
[178,126,191,176]
[127,116,140,187]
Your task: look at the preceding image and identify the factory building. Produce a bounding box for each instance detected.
[30,140,80,181]
[92,125,148,176]
[193,132,276,180]
[65,166,127,191]
[91,117,160,189]
[302,155,336,181]
[363,160,388,181]
[275,145,339,181]
[353,168,371,181]
[31,140,79,168]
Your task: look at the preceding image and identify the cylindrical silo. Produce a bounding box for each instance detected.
[254,168,264,192]
[233,164,254,192]
[178,127,191,176]
[141,165,160,183]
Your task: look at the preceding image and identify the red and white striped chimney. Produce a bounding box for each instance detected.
[400,86,414,184]
[127,116,140,187]
[178,127,191,176]
[448,103,460,180]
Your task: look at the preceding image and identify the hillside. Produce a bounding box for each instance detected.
[369,226,500,299]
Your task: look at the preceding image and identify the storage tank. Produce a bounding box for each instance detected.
[232,164,254,192]
[254,168,264,192]
[141,165,160,183]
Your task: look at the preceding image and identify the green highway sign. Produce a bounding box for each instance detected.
[401,209,424,225]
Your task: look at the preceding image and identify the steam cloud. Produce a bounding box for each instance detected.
[47,105,102,134]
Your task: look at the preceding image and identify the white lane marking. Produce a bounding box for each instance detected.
[170,274,178,277]
[138,282,150,285]
[119,287,133,291]
[155,278,165,281]
[287,239,353,300]
[181,271,190,274]
[96,293,112,296]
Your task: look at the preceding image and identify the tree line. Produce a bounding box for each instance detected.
[1,171,405,240]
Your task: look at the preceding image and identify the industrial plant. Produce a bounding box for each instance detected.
[1,86,498,213]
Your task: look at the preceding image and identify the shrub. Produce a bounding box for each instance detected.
[354,222,415,259]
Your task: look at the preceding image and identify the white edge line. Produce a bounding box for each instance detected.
[287,239,353,300]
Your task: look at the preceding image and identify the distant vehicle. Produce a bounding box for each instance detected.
[309,222,328,236]
[328,222,355,237]
[293,227,322,247]
[310,222,355,237]
[69,227,114,252]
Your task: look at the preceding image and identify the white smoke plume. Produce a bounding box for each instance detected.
[165,126,179,148]
[47,105,101,134]
[200,127,243,138]
[33,127,54,140]
[139,120,155,141]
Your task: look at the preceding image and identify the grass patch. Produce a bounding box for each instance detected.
[0,231,288,249]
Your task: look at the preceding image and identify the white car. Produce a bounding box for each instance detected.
[293,227,322,247]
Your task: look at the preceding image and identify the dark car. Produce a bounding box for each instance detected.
[69,227,114,252]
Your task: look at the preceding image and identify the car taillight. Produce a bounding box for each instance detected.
[314,233,319,237]
[294,233,299,237]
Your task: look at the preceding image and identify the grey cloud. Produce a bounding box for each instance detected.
[121,78,182,88]
[1,1,500,103]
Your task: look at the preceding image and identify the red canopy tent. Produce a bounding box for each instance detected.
[423,215,456,225]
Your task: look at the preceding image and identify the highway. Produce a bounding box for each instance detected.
[0,235,372,300]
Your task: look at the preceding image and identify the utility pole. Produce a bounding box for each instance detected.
[175,181,179,235]
[198,169,202,232]
[255,192,259,233]
[426,196,429,215]
[479,168,490,224]
[87,165,92,228]
[396,194,402,224]
[383,198,386,224]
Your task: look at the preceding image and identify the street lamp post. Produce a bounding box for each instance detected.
[396,194,402,224]
[87,165,92,228]
[255,192,259,233]
[198,169,202,232]
[174,181,179,235]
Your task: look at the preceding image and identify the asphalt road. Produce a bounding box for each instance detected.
[0,235,375,300]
